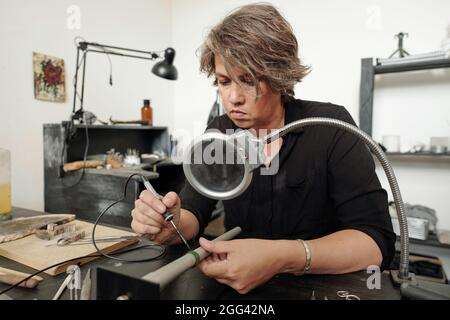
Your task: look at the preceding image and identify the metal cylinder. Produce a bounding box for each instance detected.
[143,227,241,289]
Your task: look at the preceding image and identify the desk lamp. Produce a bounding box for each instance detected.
[59,40,178,179]
[71,40,178,123]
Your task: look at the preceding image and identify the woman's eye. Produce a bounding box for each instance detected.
[240,76,254,86]
[218,80,230,86]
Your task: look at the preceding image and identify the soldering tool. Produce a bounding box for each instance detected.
[140,176,192,251]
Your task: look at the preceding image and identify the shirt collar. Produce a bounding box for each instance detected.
[283,98,305,134]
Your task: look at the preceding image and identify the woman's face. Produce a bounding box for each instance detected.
[214,56,282,130]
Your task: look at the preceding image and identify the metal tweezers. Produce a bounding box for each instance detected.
[63,235,137,246]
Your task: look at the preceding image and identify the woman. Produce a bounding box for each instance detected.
[131,3,395,294]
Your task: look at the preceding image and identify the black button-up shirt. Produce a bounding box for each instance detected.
[180,98,396,270]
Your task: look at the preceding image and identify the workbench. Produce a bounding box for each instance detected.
[0,207,402,300]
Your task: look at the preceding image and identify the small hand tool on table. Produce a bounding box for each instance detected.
[52,265,81,300]
[64,235,137,246]
[0,267,43,288]
[80,269,91,300]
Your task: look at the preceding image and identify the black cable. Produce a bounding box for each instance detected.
[91,43,113,86]
[59,119,89,188]
[83,41,114,86]
[92,173,160,262]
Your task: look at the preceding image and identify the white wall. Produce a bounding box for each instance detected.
[1,0,450,230]
[171,0,450,229]
[0,0,174,211]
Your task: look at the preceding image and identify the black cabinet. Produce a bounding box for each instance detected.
[43,123,184,227]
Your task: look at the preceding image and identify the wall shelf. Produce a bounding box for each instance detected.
[359,57,450,136]
[384,152,450,162]
[373,58,450,74]
[74,124,168,130]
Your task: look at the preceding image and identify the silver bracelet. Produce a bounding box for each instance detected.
[295,239,312,275]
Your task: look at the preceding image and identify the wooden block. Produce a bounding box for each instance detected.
[63,160,105,172]
[0,267,43,288]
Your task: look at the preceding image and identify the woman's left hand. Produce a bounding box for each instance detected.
[198,237,283,294]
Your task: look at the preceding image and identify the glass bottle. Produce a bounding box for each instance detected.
[0,148,12,220]
[141,99,153,126]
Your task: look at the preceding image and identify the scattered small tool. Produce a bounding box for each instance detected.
[106,148,123,168]
[0,267,43,288]
[124,148,141,166]
[141,176,192,251]
[80,269,91,300]
[0,214,75,243]
[109,117,148,125]
[45,230,86,247]
[337,290,360,300]
[0,293,12,300]
[389,32,410,58]
[65,235,137,246]
[52,265,81,300]
[63,160,105,172]
[35,222,77,240]
[57,230,86,246]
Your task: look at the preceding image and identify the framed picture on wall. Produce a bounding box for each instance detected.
[32,52,66,102]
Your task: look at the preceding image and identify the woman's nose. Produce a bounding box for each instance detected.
[228,82,244,105]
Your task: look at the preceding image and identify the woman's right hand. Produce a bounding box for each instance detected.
[131,190,181,244]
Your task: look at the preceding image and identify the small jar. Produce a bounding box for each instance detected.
[0,148,12,220]
[141,99,153,126]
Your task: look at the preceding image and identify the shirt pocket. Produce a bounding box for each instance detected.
[286,167,316,188]
[281,168,316,217]
[282,168,324,234]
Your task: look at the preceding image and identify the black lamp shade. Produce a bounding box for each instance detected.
[152,47,178,80]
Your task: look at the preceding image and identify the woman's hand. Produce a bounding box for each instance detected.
[198,237,284,294]
[131,190,180,244]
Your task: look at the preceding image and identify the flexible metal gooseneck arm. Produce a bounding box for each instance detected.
[264,117,410,281]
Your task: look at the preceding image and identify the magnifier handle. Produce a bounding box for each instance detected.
[141,176,174,222]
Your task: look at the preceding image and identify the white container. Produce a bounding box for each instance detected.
[430,137,449,154]
[382,135,401,152]
[0,148,12,220]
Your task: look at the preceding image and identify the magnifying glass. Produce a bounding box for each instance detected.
[182,117,411,281]
[182,129,265,200]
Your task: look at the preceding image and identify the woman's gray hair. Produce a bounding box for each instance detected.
[199,2,310,100]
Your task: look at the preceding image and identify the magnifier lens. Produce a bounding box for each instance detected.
[189,138,246,193]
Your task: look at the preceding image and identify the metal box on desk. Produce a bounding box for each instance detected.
[391,216,430,240]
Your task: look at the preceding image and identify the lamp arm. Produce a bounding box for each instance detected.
[78,41,161,59]
[71,40,168,121]
[264,117,410,281]
[85,49,158,61]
